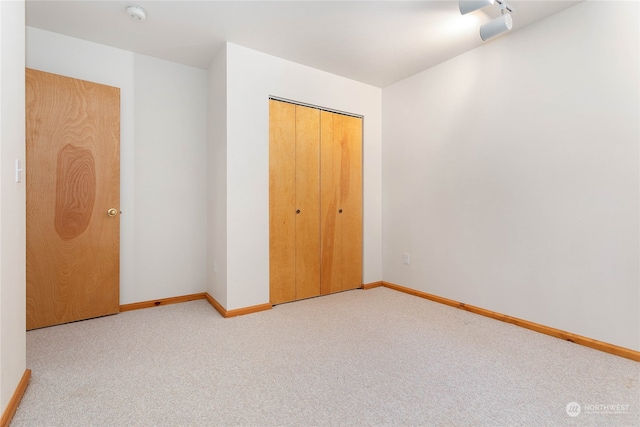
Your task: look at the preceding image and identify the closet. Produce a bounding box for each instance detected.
[269,99,362,305]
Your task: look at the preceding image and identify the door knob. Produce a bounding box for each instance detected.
[339,209,343,213]
[296,209,301,214]
[107,208,119,217]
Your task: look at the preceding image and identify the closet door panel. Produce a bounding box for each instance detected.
[339,114,363,291]
[295,105,321,299]
[269,100,296,304]
[320,111,342,295]
[271,100,362,303]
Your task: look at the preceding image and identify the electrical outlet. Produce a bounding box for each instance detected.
[403,253,410,265]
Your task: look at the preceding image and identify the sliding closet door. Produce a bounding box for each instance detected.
[320,111,340,294]
[269,100,296,304]
[320,111,363,294]
[269,100,321,304]
[295,106,321,300]
[270,99,361,303]
[338,114,363,291]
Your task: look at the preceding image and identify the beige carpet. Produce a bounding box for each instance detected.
[12,287,639,426]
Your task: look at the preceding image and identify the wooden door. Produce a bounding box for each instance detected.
[294,105,321,300]
[269,100,296,304]
[269,100,321,304]
[320,111,363,294]
[26,68,121,330]
[338,114,363,291]
[270,100,361,303]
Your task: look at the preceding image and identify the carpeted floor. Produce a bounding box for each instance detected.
[12,287,640,426]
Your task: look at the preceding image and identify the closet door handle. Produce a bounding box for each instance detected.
[296,209,301,214]
[338,209,343,213]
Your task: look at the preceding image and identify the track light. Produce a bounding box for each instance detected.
[459,0,514,41]
[459,0,494,15]
[480,13,513,40]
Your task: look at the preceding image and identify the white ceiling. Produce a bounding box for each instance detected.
[26,1,582,88]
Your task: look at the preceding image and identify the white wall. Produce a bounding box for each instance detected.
[207,45,228,307]
[132,55,207,301]
[26,27,208,304]
[219,43,382,310]
[382,1,639,350]
[0,0,27,413]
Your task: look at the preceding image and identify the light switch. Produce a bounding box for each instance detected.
[15,159,23,183]
[403,253,410,265]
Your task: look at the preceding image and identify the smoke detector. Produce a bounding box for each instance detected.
[126,5,146,22]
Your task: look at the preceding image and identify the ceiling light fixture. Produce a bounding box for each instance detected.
[126,5,146,22]
[459,0,514,41]
[480,13,512,40]
[459,0,494,15]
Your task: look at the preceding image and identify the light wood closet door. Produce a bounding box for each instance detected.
[270,99,362,304]
[294,106,321,300]
[269,100,296,304]
[269,100,321,304]
[320,111,363,294]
